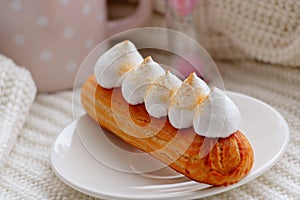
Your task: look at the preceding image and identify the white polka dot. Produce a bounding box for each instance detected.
[36,16,49,27]
[82,4,91,15]
[85,39,95,50]
[66,61,77,73]
[59,0,69,5]
[14,34,25,45]
[10,1,22,11]
[40,50,52,62]
[97,13,105,22]
[63,27,74,39]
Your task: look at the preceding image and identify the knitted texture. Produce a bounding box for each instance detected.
[153,0,300,66]
[0,59,299,200]
[199,0,300,67]
[0,55,36,169]
[0,91,92,199]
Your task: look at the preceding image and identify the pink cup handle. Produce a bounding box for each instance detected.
[108,0,152,36]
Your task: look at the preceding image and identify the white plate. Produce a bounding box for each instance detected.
[50,92,289,200]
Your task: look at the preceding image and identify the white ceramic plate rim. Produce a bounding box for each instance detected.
[50,91,290,200]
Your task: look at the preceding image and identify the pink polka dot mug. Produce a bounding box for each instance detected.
[0,0,151,92]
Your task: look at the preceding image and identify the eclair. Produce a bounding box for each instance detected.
[81,40,254,186]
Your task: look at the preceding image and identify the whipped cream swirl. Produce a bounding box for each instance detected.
[193,87,241,138]
[94,40,143,89]
[168,72,210,129]
[144,71,182,118]
[121,56,165,105]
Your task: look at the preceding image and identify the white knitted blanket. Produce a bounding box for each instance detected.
[203,0,300,67]
[154,0,300,67]
[0,55,36,169]
[0,53,299,199]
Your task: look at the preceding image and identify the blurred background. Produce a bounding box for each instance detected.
[1,0,299,92]
[115,0,300,66]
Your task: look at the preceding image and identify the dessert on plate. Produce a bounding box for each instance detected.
[81,40,254,186]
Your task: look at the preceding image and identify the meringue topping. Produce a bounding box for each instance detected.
[94,40,143,89]
[94,40,241,138]
[193,87,241,138]
[121,56,165,105]
[144,70,182,118]
[168,72,210,129]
